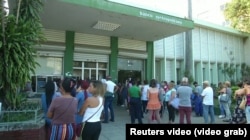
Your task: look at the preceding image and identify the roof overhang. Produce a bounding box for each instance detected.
[10,0,194,41]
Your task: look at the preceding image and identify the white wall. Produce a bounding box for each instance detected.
[244,37,250,65]
[154,24,249,85]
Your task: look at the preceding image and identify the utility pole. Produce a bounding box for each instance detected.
[185,0,193,78]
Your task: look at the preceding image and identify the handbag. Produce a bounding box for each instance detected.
[76,103,103,137]
[239,95,247,110]
[76,123,84,137]
[220,93,229,103]
[170,97,179,109]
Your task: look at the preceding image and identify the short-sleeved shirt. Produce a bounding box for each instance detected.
[128,86,141,98]
[48,97,78,125]
[226,87,232,102]
[41,93,61,125]
[177,86,192,107]
[106,80,116,93]
[141,84,150,101]
[201,86,214,105]
[165,88,176,102]
[194,85,203,95]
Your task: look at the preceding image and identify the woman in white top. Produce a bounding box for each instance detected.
[165,81,176,124]
[79,80,105,140]
[141,80,149,114]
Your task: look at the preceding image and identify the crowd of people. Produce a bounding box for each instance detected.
[41,77,105,140]
[115,77,249,125]
[40,75,250,139]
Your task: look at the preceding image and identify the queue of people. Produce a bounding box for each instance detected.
[41,77,106,140]
[41,75,249,140]
[124,77,248,125]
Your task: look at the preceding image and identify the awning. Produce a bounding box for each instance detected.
[10,0,194,41]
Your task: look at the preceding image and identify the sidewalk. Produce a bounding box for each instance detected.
[99,105,227,140]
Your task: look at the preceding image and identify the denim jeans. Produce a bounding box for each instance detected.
[194,95,203,116]
[219,103,225,116]
[130,97,143,124]
[203,104,215,124]
[104,96,114,122]
[221,102,231,120]
[246,106,250,124]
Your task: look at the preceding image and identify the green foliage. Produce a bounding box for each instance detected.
[0,102,41,122]
[222,63,236,82]
[5,92,27,110]
[241,63,250,81]
[213,85,239,115]
[0,0,45,108]
[224,0,250,33]
[1,110,35,122]
[231,85,240,104]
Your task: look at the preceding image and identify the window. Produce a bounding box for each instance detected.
[35,56,62,75]
[73,61,82,67]
[176,68,181,82]
[203,68,206,81]
[84,62,96,68]
[73,61,107,80]
[98,62,107,68]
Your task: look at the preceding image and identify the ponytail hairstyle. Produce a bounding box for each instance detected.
[45,80,55,107]
[81,80,89,100]
[61,77,75,93]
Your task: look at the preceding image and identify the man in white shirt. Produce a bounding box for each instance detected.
[201,81,215,124]
[103,76,118,123]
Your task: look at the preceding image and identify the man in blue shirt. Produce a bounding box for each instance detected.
[193,81,203,117]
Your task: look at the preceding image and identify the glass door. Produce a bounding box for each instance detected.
[73,69,82,79]
[83,68,97,80]
[84,69,90,80]
[91,69,96,81]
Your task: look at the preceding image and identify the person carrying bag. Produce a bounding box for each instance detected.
[220,92,230,103]
[78,80,105,140]
[76,104,103,137]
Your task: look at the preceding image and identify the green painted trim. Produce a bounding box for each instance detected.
[109,36,118,82]
[64,31,75,76]
[146,41,154,80]
[61,0,193,29]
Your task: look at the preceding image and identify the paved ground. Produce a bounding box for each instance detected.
[99,105,227,140]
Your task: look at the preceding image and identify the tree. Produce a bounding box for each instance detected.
[184,70,194,85]
[241,63,250,80]
[222,63,236,83]
[0,0,45,109]
[224,0,250,33]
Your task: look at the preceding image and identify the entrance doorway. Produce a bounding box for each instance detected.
[118,70,141,84]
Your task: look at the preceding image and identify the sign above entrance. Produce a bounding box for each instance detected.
[107,0,187,25]
[107,0,188,18]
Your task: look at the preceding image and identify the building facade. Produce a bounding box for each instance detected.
[155,19,250,85]
[9,0,249,92]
